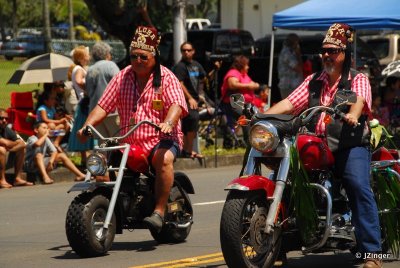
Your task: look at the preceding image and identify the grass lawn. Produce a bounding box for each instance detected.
[0,57,40,109]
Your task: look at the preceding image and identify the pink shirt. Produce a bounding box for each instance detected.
[221,69,255,103]
[99,65,188,155]
[287,71,371,136]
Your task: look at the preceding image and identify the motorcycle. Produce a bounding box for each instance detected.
[65,120,194,257]
[220,93,400,267]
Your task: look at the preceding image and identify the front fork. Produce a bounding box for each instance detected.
[242,139,292,235]
[95,144,131,240]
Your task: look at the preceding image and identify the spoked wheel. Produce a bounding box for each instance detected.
[220,191,282,268]
[65,193,116,257]
[150,185,193,243]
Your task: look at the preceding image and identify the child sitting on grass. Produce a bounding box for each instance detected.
[24,122,85,184]
[36,90,72,152]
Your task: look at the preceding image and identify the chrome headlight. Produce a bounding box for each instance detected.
[86,153,107,176]
[249,122,279,153]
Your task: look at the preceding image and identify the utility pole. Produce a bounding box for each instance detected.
[68,0,75,40]
[172,0,187,65]
[237,0,244,29]
[43,0,52,52]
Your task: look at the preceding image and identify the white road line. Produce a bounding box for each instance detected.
[193,200,225,206]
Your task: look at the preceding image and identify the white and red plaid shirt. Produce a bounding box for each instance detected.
[99,65,188,155]
[287,71,372,136]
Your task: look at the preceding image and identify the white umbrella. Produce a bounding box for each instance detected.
[7,53,73,84]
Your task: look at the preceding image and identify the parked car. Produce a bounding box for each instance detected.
[252,34,383,102]
[360,33,400,68]
[159,29,255,101]
[0,34,45,60]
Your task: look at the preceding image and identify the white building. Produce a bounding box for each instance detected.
[220,0,304,39]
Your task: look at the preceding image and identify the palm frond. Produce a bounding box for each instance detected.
[289,145,319,244]
[373,170,400,258]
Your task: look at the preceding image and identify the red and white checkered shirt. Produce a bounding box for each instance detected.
[99,65,188,155]
[287,71,372,136]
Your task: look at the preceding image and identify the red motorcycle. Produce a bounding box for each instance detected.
[220,93,400,267]
[65,121,194,257]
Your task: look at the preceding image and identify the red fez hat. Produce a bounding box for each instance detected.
[130,26,160,53]
[323,23,354,49]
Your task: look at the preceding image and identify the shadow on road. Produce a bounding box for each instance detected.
[49,240,158,259]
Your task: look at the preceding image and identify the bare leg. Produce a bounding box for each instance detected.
[183,131,196,153]
[56,153,85,181]
[34,154,54,184]
[0,147,12,188]
[13,146,26,183]
[151,148,175,217]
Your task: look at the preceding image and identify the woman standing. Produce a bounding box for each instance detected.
[220,55,260,148]
[67,45,92,166]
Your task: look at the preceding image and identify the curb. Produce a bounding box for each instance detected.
[8,154,244,184]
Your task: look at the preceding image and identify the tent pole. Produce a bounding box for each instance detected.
[353,31,357,69]
[267,28,276,109]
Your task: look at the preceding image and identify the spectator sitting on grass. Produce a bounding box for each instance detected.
[24,122,85,184]
[36,89,72,152]
[0,108,34,189]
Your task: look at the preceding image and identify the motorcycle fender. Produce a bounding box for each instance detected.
[225,175,275,198]
[67,181,110,193]
[174,171,195,194]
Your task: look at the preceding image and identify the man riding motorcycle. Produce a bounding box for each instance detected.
[266,23,382,268]
[79,26,188,235]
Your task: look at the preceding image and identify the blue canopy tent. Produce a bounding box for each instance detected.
[267,0,400,106]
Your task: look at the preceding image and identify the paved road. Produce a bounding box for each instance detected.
[0,165,398,268]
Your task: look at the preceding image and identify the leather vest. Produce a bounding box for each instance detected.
[307,69,370,152]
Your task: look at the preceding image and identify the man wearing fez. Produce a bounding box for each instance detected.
[266,23,382,268]
[79,26,188,234]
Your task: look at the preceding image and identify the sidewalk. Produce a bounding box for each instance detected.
[7,154,244,184]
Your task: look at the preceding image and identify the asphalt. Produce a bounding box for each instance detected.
[6,154,244,184]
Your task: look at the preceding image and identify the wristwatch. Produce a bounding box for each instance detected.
[165,120,174,127]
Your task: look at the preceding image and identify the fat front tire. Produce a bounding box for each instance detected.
[65,193,116,257]
[150,186,192,243]
[220,191,282,268]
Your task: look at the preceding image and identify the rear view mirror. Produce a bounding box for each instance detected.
[230,94,245,114]
[334,90,357,106]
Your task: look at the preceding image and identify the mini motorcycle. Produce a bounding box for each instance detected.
[65,120,194,257]
[220,93,400,267]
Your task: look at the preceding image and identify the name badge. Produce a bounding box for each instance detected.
[152,99,163,110]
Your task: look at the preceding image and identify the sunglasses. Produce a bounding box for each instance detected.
[130,53,150,61]
[320,47,344,55]
[181,49,193,52]
[0,116,9,121]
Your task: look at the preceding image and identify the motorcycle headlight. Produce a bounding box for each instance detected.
[249,122,279,153]
[86,153,107,176]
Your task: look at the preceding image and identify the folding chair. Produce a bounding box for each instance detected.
[6,91,36,136]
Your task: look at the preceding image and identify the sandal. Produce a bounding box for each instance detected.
[0,182,13,189]
[191,151,204,159]
[13,181,34,187]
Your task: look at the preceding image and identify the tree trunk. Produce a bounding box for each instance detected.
[43,0,52,52]
[68,0,75,41]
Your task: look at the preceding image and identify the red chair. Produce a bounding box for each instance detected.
[6,91,36,136]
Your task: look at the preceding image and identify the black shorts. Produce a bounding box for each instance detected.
[148,139,180,162]
[182,108,200,134]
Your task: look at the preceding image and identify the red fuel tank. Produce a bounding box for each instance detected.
[296,134,335,171]
[125,145,150,173]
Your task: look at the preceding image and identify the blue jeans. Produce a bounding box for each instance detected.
[334,146,382,253]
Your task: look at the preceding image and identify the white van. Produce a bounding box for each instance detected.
[361,33,400,67]
[186,18,211,30]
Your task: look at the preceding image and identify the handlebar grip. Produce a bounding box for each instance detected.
[335,110,361,127]
[335,110,347,120]
[83,126,92,136]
